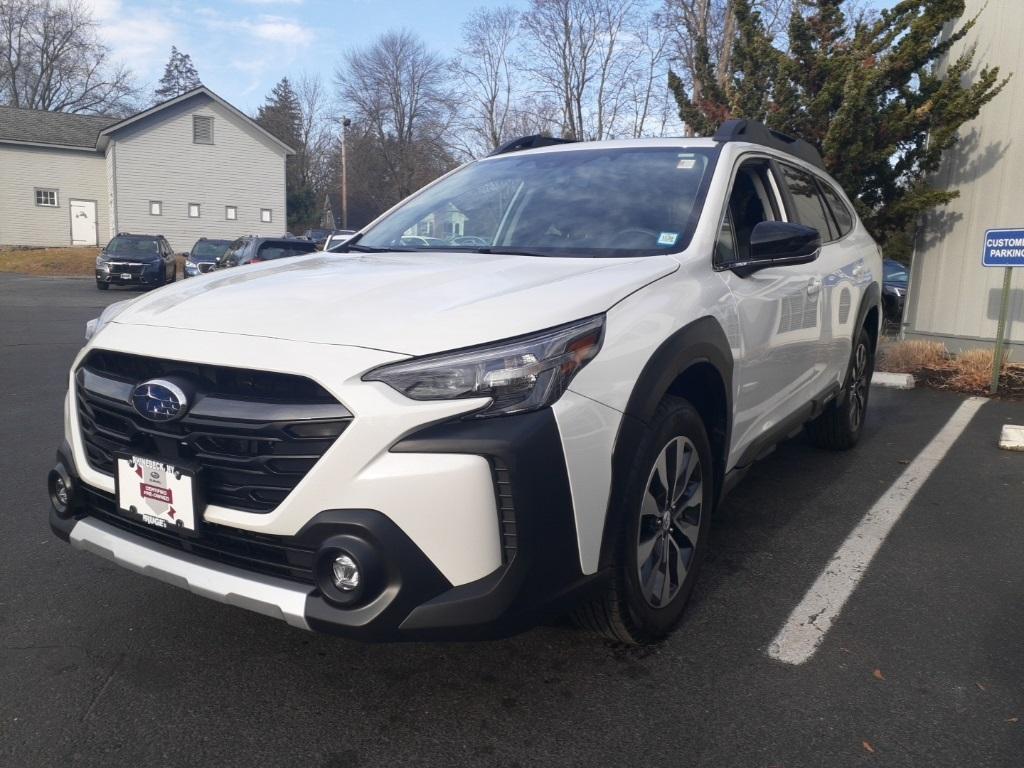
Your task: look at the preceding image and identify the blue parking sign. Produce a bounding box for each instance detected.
[982,228,1024,267]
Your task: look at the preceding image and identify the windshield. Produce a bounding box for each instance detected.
[884,261,908,285]
[105,236,161,258]
[192,241,230,259]
[356,147,717,257]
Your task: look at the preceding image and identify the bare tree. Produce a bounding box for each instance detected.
[296,72,334,194]
[521,0,654,140]
[334,29,458,210]
[453,6,521,154]
[0,0,138,114]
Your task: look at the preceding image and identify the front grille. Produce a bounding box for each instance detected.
[76,350,351,513]
[80,486,317,584]
[197,262,215,273]
[106,262,147,276]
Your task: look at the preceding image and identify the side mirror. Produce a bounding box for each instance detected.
[734,221,821,277]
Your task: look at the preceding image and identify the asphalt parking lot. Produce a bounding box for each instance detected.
[2,273,1023,767]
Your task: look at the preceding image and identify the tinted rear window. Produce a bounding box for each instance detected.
[256,241,317,260]
[779,164,835,240]
[819,182,855,237]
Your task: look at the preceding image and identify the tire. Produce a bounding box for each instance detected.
[807,327,874,450]
[96,281,109,291]
[574,396,713,644]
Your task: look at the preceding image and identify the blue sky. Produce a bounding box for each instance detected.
[87,0,899,115]
[87,0,512,113]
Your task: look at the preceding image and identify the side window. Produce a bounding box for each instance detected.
[819,182,854,237]
[717,159,783,264]
[779,164,835,240]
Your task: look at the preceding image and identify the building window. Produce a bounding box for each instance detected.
[193,115,214,145]
[149,200,162,216]
[35,189,58,207]
[225,205,237,221]
[188,203,201,218]
[260,208,272,223]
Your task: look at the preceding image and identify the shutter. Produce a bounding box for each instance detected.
[193,115,214,144]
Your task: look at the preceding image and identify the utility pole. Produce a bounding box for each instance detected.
[340,116,351,229]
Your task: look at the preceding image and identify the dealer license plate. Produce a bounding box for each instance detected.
[121,273,131,280]
[115,455,198,533]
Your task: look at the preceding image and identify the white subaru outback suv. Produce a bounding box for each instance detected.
[48,120,880,644]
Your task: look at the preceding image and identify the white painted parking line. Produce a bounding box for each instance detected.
[767,397,987,665]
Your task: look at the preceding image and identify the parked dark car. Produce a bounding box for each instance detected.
[215,236,318,269]
[95,233,176,291]
[882,259,909,324]
[183,238,232,278]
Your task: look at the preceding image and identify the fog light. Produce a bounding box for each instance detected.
[331,553,360,591]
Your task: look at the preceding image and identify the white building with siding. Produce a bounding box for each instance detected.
[904,0,1024,360]
[0,87,293,253]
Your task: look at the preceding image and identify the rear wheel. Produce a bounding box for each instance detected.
[574,396,712,644]
[807,327,873,450]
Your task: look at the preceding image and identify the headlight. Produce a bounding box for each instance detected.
[363,315,604,418]
[184,259,200,274]
[95,256,109,271]
[85,299,132,341]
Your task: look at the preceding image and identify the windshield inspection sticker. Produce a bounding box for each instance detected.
[657,232,679,247]
[676,154,697,170]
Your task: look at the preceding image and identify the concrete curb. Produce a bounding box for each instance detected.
[999,425,1024,451]
[872,372,916,390]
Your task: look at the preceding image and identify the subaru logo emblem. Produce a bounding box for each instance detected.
[131,379,188,422]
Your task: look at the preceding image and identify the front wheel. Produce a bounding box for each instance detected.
[574,396,713,644]
[96,281,109,291]
[807,327,874,450]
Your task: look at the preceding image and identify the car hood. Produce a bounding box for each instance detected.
[111,251,678,355]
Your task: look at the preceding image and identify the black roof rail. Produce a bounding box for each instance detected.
[713,119,824,170]
[489,134,576,156]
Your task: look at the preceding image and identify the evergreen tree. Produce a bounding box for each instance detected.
[255,78,310,231]
[154,46,201,102]
[669,0,1009,258]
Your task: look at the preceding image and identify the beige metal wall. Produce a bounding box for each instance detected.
[0,144,109,247]
[110,93,287,253]
[904,0,1024,359]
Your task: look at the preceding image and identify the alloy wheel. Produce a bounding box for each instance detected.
[636,436,704,608]
[848,342,869,432]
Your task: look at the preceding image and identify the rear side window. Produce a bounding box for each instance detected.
[779,164,835,241]
[819,182,855,237]
[256,241,317,260]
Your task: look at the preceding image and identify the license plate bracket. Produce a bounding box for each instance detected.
[114,454,203,536]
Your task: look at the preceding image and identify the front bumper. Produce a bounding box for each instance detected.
[96,263,162,286]
[51,404,596,641]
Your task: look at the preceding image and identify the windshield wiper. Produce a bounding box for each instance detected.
[343,243,415,253]
[470,247,555,258]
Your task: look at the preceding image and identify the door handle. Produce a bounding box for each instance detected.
[806,277,822,296]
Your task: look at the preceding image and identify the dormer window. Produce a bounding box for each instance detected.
[193,115,214,144]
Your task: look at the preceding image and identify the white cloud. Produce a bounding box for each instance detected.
[83,0,177,81]
[235,0,304,4]
[244,16,314,44]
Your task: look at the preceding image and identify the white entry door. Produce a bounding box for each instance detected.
[69,200,97,245]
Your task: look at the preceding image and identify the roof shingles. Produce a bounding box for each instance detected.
[0,106,118,150]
